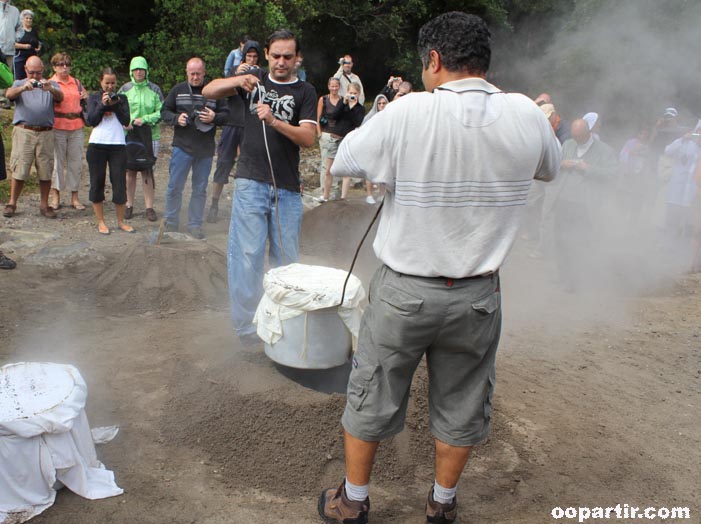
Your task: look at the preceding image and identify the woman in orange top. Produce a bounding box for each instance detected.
[49,52,88,210]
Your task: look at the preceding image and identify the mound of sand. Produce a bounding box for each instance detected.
[160,357,437,497]
[91,242,228,315]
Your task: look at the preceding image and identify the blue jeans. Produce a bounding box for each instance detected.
[228,178,303,337]
[164,146,213,228]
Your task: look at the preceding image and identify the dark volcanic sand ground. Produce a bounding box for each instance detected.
[1,132,699,523]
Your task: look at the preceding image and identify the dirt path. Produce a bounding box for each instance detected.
[1,137,699,523]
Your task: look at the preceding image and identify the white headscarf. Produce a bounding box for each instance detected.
[582,112,599,131]
[362,94,389,125]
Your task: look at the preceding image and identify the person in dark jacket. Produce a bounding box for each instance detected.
[321,81,365,201]
[206,40,263,224]
[85,67,133,235]
[161,57,228,240]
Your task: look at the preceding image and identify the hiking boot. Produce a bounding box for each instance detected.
[145,208,157,222]
[206,205,218,223]
[187,226,206,240]
[318,482,369,524]
[426,488,457,524]
[0,252,16,270]
[124,206,133,219]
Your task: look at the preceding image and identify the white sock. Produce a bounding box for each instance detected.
[433,480,457,504]
[344,478,369,502]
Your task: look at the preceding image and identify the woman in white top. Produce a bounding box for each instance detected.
[85,68,133,235]
[664,123,701,234]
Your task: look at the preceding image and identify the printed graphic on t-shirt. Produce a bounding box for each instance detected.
[248,84,295,123]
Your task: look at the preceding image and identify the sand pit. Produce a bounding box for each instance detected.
[2,139,698,523]
[158,351,527,502]
[89,241,228,315]
[161,356,433,496]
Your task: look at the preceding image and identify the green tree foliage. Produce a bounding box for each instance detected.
[20,0,154,89]
[141,0,515,94]
[20,0,697,131]
[141,0,296,90]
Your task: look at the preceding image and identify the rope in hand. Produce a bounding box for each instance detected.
[339,200,384,306]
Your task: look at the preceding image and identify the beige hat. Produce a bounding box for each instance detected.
[540,103,556,119]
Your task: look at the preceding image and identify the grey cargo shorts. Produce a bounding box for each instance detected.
[341,264,501,447]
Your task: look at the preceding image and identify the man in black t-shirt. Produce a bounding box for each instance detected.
[203,29,316,347]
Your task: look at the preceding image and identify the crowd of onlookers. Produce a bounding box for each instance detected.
[529,93,701,283]
[315,55,414,204]
[0,27,413,270]
[0,20,699,279]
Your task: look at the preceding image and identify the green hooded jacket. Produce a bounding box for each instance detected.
[118,56,164,140]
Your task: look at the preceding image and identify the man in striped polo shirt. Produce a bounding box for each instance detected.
[319,11,561,524]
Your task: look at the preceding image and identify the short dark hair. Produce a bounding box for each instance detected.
[418,12,491,74]
[266,29,300,54]
[99,67,116,81]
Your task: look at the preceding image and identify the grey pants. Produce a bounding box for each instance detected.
[342,265,501,447]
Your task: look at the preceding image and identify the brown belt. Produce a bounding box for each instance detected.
[16,123,53,132]
[55,112,81,119]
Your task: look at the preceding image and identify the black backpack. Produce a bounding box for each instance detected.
[125,125,156,172]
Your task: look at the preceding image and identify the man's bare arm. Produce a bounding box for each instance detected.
[271,120,316,148]
[202,74,258,99]
[6,81,30,100]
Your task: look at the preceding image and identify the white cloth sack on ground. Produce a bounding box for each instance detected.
[0,362,123,524]
[254,263,365,346]
[91,426,119,444]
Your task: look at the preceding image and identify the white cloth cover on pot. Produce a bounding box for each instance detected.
[0,362,123,524]
[254,263,365,346]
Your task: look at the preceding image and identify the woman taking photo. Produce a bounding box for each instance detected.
[85,67,134,235]
[321,82,365,201]
[49,52,88,211]
[14,10,40,81]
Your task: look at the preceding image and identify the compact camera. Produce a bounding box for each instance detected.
[348,95,357,101]
[246,66,263,80]
[108,92,120,102]
[30,80,42,88]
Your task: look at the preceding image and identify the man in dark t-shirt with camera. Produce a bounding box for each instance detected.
[203,29,317,347]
